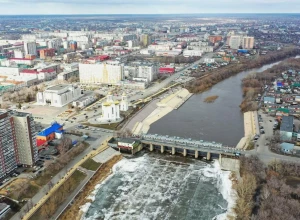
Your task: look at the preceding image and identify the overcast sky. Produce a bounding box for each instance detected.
[0,0,299,15]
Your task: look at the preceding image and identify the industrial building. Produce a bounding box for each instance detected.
[79,63,124,84]
[36,122,63,145]
[36,84,82,107]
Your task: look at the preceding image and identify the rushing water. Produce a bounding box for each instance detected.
[83,59,297,220]
[149,61,283,146]
[82,154,233,220]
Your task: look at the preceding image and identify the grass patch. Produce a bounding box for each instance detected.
[83,122,119,130]
[29,170,86,220]
[204,95,219,103]
[80,158,101,171]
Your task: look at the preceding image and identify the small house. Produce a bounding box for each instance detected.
[280,116,294,141]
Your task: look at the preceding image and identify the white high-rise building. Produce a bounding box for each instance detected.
[138,65,157,82]
[79,63,124,84]
[47,38,62,50]
[14,50,24,58]
[229,36,241,50]
[120,93,129,111]
[24,41,37,55]
[102,92,120,121]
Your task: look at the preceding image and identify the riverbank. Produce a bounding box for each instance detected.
[58,154,123,220]
[236,111,258,150]
[187,48,300,94]
[129,88,192,135]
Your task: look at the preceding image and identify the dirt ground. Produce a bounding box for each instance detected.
[58,154,123,220]
[0,178,28,196]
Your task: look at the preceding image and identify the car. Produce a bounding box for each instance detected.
[72,117,76,120]
[269,120,272,122]
[260,126,264,129]
[84,113,86,115]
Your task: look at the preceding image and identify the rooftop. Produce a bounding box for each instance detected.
[46,84,70,91]
[280,116,294,133]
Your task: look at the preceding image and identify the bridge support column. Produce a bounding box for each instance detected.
[219,154,222,164]
[195,150,198,159]
[172,147,175,155]
[183,149,187,157]
[161,145,165,153]
[150,143,153,152]
[207,152,211,161]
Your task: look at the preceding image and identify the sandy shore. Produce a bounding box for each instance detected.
[58,154,123,220]
[132,88,192,135]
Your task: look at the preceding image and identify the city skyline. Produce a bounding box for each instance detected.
[0,0,300,15]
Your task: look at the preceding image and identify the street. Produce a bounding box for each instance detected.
[10,134,111,220]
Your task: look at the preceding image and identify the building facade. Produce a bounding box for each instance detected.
[229,36,241,49]
[79,63,124,84]
[40,48,55,59]
[242,37,255,49]
[120,93,129,111]
[12,112,38,167]
[0,110,18,179]
[0,110,38,178]
[36,84,82,107]
[24,42,37,56]
[102,93,120,121]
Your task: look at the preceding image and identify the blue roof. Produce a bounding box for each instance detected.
[38,123,63,137]
[280,142,294,151]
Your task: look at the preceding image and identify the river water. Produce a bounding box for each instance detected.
[149,61,282,146]
[82,60,290,220]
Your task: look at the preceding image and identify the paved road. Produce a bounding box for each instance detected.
[11,134,111,220]
[247,111,300,164]
[128,52,214,103]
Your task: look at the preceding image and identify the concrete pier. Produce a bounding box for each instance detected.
[195,150,199,159]
[150,143,153,152]
[161,145,165,153]
[207,152,211,161]
[183,149,187,157]
[172,147,175,155]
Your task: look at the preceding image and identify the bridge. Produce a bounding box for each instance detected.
[140,134,246,160]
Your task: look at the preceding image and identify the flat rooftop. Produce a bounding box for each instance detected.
[46,84,70,91]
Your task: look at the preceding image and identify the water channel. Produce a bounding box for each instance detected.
[149,61,284,146]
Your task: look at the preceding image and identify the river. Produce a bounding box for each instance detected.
[149,61,283,146]
[82,59,294,220]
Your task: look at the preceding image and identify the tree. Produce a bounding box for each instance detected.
[74,106,80,113]
[17,102,22,109]
[67,103,73,109]
[57,137,72,155]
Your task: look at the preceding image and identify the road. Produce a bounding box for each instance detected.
[11,134,111,220]
[248,111,300,164]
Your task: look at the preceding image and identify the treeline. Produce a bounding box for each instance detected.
[234,156,300,220]
[187,48,300,94]
[240,57,300,112]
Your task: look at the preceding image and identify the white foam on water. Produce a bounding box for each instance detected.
[210,160,237,220]
[81,156,237,220]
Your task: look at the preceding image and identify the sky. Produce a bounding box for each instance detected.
[0,0,299,15]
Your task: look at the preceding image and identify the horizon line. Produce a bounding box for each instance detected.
[1,12,300,16]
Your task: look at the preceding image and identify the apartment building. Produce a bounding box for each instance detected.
[12,112,38,167]
[0,110,18,179]
[242,37,255,49]
[0,110,38,178]
[24,41,37,56]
